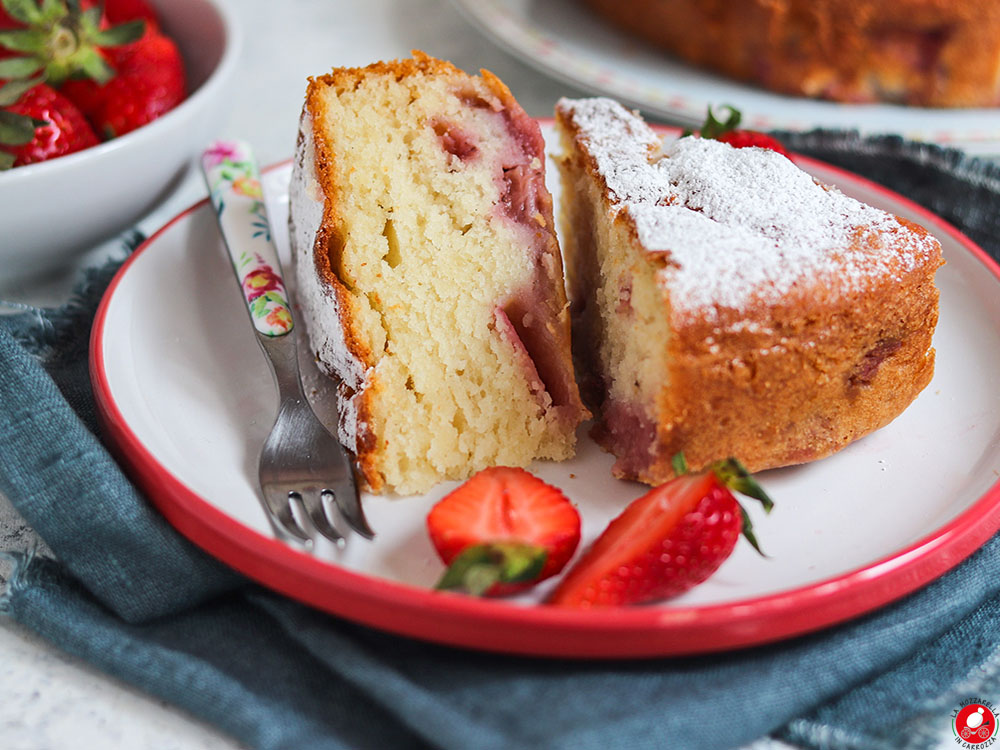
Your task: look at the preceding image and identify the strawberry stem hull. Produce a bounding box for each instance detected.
[435,542,549,596]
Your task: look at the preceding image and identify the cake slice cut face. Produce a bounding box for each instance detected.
[555,97,943,485]
[289,53,587,495]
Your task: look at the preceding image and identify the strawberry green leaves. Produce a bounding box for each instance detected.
[0,0,144,86]
[697,104,742,140]
[436,542,549,596]
[710,457,774,511]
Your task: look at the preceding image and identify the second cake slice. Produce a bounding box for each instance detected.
[555,97,943,485]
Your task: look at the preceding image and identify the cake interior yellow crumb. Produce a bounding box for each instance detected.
[314,70,575,494]
[557,129,673,422]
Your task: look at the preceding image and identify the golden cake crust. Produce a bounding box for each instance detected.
[582,0,1000,107]
[555,98,943,484]
[643,218,940,479]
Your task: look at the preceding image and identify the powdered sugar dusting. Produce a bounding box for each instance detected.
[557,97,940,320]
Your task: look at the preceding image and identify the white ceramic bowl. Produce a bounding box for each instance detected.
[0,0,240,281]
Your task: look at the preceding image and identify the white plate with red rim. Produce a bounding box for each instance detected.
[90,122,1000,658]
[450,0,1000,154]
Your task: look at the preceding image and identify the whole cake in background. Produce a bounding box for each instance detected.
[555,97,943,485]
[581,0,1000,107]
[289,52,588,495]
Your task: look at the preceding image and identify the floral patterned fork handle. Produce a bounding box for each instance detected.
[199,140,373,545]
[201,140,294,337]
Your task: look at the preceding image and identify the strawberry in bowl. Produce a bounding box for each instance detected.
[0,0,186,167]
[0,0,238,281]
[59,19,186,140]
[0,79,98,168]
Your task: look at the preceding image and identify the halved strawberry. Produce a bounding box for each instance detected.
[548,456,773,608]
[693,104,789,156]
[427,466,581,596]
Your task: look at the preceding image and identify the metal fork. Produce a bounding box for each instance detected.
[201,140,374,545]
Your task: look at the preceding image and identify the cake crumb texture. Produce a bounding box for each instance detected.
[290,53,586,495]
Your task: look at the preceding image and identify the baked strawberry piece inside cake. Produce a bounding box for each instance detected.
[555,97,943,485]
[289,53,587,495]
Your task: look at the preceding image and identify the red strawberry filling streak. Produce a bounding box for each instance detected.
[432,88,580,422]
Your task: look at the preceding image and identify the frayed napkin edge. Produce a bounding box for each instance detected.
[0,544,38,616]
[0,229,144,358]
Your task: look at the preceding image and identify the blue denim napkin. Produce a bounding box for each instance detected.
[2,133,1000,750]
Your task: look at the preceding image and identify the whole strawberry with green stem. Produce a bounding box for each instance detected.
[0,0,132,167]
[0,76,97,168]
[548,455,773,608]
[0,0,145,87]
[693,104,789,156]
[59,29,185,138]
[0,0,185,143]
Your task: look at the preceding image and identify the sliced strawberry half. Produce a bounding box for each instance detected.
[427,466,581,596]
[548,456,773,608]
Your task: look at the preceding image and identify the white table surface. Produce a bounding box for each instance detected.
[0,1,968,747]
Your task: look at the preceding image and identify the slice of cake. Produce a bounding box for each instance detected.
[555,97,943,485]
[289,53,588,495]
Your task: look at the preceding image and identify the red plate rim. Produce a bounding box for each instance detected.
[89,126,1000,659]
